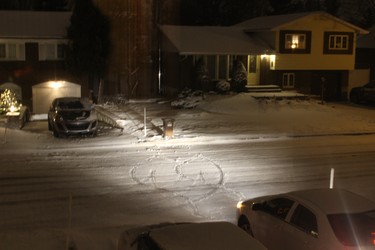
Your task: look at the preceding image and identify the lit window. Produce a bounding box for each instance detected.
[285,34,306,49]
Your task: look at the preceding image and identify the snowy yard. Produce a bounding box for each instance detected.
[1,92,375,250]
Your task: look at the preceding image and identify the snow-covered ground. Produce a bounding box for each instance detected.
[1,92,375,249]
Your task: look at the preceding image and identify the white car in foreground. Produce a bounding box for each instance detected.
[237,188,375,250]
[118,221,266,250]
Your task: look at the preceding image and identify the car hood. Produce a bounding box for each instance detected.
[57,109,92,120]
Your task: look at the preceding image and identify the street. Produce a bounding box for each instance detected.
[1,119,375,249]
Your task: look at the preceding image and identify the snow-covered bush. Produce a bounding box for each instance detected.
[171,89,203,109]
[231,60,247,92]
[216,80,231,94]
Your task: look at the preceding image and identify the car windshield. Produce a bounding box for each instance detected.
[57,100,84,109]
[328,210,375,247]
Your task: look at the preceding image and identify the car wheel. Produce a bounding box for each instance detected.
[48,121,52,131]
[238,216,254,237]
[53,128,59,138]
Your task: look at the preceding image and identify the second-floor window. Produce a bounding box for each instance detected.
[328,35,349,50]
[279,30,311,54]
[324,32,353,54]
[285,34,306,49]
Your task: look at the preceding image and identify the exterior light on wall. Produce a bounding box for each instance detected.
[49,81,64,89]
[270,55,276,69]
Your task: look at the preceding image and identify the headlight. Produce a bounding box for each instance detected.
[237,201,244,209]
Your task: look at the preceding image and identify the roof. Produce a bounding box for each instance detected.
[357,25,375,48]
[159,25,273,55]
[288,189,375,214]
[235,11,368,34]
[0,11,71,39]
[149,222,266,250]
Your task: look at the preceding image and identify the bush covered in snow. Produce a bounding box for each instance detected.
[216,80,231,94]
[231,60,247,92]
[171,89,204,109]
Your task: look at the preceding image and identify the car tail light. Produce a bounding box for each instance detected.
[372,232,375,245]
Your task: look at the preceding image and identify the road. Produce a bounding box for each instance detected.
[1,122,375,249]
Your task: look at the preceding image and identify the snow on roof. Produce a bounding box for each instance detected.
[235,12,315,30]
[0,11,71,39]
[159,25,273,55]
[235,11,368,34]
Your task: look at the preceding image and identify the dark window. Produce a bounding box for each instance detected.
[279,30,311,54]
[263,197,294,219]
[0,44,5,58]
[328,210,375,247]
[290,205,318,236]
[323,32,353,54]
[57,44,65,59]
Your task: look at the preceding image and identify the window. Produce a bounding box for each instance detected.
[285,34,306,49]
[39,43,66,60]
[329,35,349,50]
[328,211,375,246]
[279,30,311,54]
[0,43,23,60]
[0,44,5,58]
[283,73,295,89]
[324,32,353,54]
[262,198,294,219]
[57,44,65,59]
[290,205,318,236]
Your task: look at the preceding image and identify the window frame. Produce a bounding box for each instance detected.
[283,73,295,89]
[323,32,353,55]
[39,42,66,61]
[0,42,24,60]
[279,30,311,54]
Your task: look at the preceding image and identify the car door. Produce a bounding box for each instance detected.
[283,203,321,250]
[251,197,295,249]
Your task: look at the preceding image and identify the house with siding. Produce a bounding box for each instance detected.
[0,11,79,109]
[159,12,368,100]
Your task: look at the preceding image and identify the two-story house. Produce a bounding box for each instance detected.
[160,12,368,100]
[0,11,77,109]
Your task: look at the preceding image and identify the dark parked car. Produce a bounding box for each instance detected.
[237,188,375,250]
[118,221,267,250]
[48,97,97,137]
[350,81,375,104]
